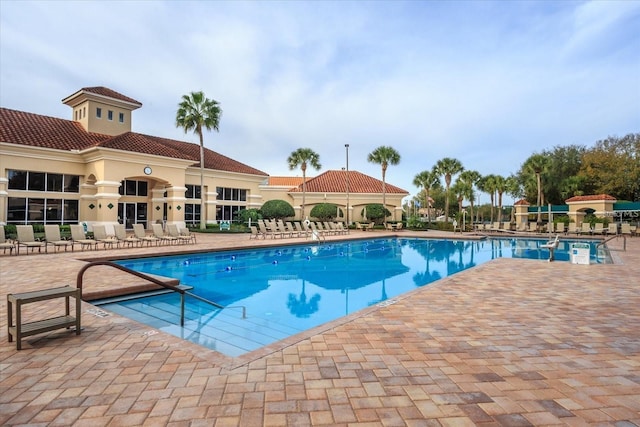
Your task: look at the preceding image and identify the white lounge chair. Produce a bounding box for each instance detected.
[44,224,74,252]
[16,225,47,255]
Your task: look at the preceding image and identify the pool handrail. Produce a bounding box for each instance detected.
[76,260,246,326]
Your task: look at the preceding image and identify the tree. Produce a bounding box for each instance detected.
[413,169,441,223]
[579,133,640,201]
[176,91,222,230]
[310,203,342,221]
[287,148,321,220]
[493,175,507,222]
[367,146,401,225]
[478,174,498,223]
[434,158,464,222]
[361,204,391,225]
[522,154,550,223]
[260,200,295,220]
[457,170,481,224]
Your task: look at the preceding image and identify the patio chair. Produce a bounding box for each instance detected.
[249,225,265,240]
[0,226,16,255]
[133,224,161,246]
[528,223,538,233]
[259,222,280,239]
[167,224,194,244]
[16,225,47,255]
[44,224,75,252]
[114,224,141,247]
[152,223,178,245]
[177,225,196,243]
[592,223,604,235]
[294,221,310,238]
[286,222,301,238]
[579,222,592,235]
[277,220,292,238]
[70,224,98,251]
[620,223,632,237]
[516,222,528,232]
[605,223,618,235]
[92,224,120,249]
[567,223,579,235]
[555,223,567,234]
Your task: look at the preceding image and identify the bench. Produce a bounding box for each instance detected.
[7,286,81,350]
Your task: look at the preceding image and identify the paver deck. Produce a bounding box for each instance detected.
[1,230,638,426]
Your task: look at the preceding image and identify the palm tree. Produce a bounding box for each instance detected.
[434,158,464,222]
[412,170,441,223]
[457,170,481,225]
[493,175,507,222]
[523,154,550,223]
[478,174,498,223]
[176,91,222,230]
[367,146,401,225]
[287,148,321,220]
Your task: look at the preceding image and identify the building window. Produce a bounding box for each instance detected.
[185,185,201,199]
[7,197,79,225]
[7,170,80,193]
[119,112,124,123]
[184,203,201,226]
[119,179,148,197]
[216,187,247,201]
[216,205,243,222]
[108,110,113,121]
[96,107,102,118]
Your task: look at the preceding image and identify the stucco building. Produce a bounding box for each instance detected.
[0,87,408,229]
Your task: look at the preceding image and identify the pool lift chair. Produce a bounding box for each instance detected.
[541,234,560,262]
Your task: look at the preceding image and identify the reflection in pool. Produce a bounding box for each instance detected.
[98,237,608,356]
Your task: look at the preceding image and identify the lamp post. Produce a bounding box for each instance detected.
[345,144,350,226]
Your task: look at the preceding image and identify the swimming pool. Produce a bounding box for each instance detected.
[99,237,609,356]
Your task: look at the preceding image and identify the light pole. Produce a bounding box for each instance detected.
[345,144,350,226]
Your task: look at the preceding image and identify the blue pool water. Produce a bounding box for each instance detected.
[100,237,609,356]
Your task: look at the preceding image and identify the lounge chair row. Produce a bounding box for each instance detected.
[251,220,349,240]
[0,223,196,255]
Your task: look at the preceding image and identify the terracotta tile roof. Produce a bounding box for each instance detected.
[65,86,142,106]
[268,176,308,187]
[289,170,409,194]
[514,199,530,206]
[1,107,268,176]
[1,107,110,150]
[565,194,616,203]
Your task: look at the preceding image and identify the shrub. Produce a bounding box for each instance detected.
[235,208,262,225]
[360,204,391,225]
[260,200,295,220]
[310,203,342,221]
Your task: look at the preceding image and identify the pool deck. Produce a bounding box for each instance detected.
[1,230,639,426]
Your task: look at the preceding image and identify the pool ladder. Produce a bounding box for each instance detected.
[77,261,246,327]
[597,234,626,251]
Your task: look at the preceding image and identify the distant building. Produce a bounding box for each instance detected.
[0,86,408,228]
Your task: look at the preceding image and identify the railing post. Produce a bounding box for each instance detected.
[181,293,185,327]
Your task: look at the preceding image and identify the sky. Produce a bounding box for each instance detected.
[1,0,639,206]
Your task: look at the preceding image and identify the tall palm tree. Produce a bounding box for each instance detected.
[478,174,498,223]
[434,157,464,222]
[412,169,441,223]
[176,91,222,230]
[287,148,321,220]
[493,175,507,222]
[523,154,550,223]
[367,146,401,225]
[457,170,481,224]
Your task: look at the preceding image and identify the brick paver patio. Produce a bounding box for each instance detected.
[1,230,638,426]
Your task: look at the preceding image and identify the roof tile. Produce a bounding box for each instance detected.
[1,107,268,176]
[289,170,408,194]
